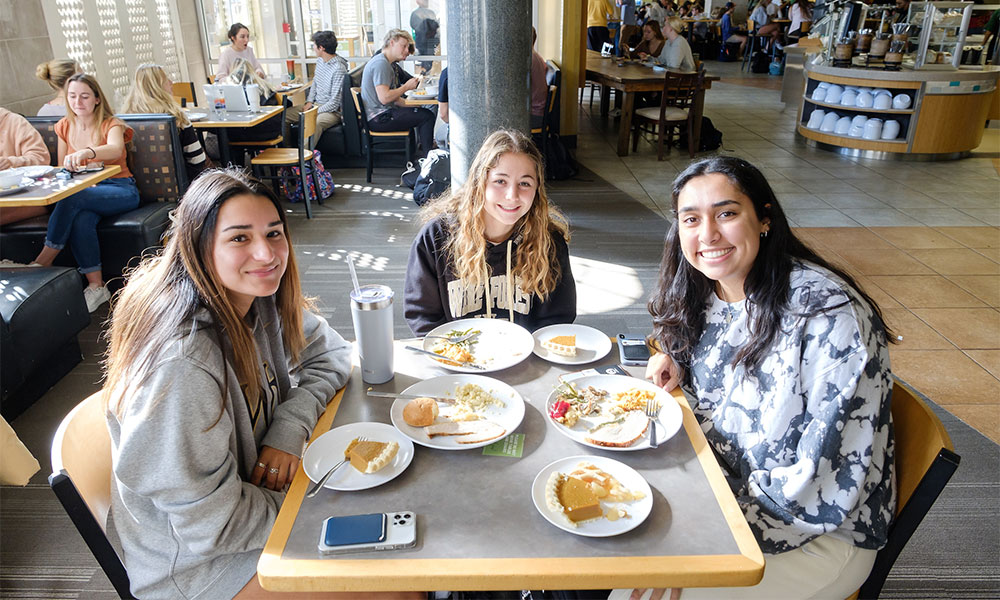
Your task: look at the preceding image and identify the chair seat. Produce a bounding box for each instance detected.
[232,136,283,147]
[371,130,410,138]
[251,148,316,165]
[635,106,689,122]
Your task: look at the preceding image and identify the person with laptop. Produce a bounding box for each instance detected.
[284,30,349,149]
[360,29,435,158]
[216,23,266,81]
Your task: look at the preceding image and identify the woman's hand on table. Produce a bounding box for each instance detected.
[646,352,683,392]
[63,149,93,171]
[251,445,300,491]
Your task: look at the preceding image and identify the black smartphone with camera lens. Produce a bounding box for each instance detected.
[617,334,651,366]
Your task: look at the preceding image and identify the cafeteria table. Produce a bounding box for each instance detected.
[191,105,284,166]
[0,165,122,208]
[258,339,764,593]
[585,50,720,157]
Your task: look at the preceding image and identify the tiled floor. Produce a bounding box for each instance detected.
[574,60,1000,444]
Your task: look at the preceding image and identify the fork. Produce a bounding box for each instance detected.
[306,436,367,498]
[423,331,480,344]
[645,397,659,449]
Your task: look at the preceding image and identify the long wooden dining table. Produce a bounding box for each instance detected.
[257,338,764,593]
[585,50,720,157]
[0,165,121,207]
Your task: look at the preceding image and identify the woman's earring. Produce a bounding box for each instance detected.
[761,229,769,239]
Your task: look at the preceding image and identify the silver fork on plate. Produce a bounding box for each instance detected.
[645,397,659,449]
[306,436,367,498]
[423,331,480,344]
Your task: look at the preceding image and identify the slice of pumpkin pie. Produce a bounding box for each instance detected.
[541,334,577,357]
[545,472,602,526]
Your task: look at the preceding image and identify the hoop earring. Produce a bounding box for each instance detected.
[760,230,769,239]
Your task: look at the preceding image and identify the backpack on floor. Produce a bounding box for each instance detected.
[677,117,723,152]
[751,50,770,73]
[279,150,335,202]
[543,133,578,181]
[412,149,451,206]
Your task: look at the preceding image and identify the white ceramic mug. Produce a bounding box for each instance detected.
[824,84,844,104]
[821,112,841,132]
[807,109,826,129]
[873,88,891,97]
[881,119,901,140]
[892,93,912,109]
[840,89,859,106]
[849,115,868,137]
[812,86,828,101]
[835,116,852,136]
[863,118,883,140]
[856,91,874,108]
[873,93,892,110]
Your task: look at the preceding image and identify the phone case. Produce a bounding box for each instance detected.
[318,511,417,555]
[618,334,651,366]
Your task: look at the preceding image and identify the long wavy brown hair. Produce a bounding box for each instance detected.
[421,129,569,297]
[104,169,309,419]
[63,73,118,136]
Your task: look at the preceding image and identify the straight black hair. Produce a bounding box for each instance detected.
[312,30,338,55]
[228,23,249,42]
[648,156,893,371]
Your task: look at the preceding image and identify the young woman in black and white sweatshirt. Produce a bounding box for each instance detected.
[404,129,577,336]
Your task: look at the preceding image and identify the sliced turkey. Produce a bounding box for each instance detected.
[585,411,649,448]
[424,420,507,444]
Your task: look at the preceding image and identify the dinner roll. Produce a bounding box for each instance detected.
[403,397,439,427]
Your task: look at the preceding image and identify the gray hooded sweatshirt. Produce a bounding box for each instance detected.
[107,296,352,599]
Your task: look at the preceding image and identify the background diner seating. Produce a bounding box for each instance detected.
[349,87,413,183]
[0,114,185,290]
[630,70,704,159]
[171,81,197,107]
[48,391,134,599]
[251,106,325,219]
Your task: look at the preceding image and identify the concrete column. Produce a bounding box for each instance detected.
[446,0,532,187]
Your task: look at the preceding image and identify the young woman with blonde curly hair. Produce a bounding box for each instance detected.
[404,129,577,335]
[121,63,209,181]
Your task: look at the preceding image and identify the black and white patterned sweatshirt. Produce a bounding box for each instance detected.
[681,261,896,555]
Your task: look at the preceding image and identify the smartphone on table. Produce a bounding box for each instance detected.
[617,334,651,367]
[317,511,417,554]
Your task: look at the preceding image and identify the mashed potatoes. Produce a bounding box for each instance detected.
[450,383,505,420]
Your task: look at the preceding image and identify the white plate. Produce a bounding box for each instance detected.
[390,374,525,450]
[532,324,613,365]
[421,318,535,373]
[5,165,56,178]
[545,374,683,452]
[0,182,32,197]
[531,455,653,537]
[302,422,414,491]
[186,112,208,122]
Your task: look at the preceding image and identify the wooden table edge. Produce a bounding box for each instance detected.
[259,366,764,592]
[191,105,283,128]
[0,165,122,207]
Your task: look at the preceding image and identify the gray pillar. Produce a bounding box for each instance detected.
[446,0,532,187]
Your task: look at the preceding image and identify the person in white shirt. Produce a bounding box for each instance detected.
[216,23,266,81]
[750,0,783,49]
[655,17,696,71]
[789,0,813,37]
[285,30,349,149]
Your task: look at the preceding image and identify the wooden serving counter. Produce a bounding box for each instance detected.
[797,62,999,159]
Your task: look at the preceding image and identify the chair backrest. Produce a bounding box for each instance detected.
[800,21,812,34]
[300,106,319,143]
[350,86,371,137]
[858,379,961,599]
[49,391,135,599]
[660,70,703,113]
[171,81,197,107]
[286,88,307,108]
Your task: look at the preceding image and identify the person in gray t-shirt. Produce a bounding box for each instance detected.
[361,29,436,157]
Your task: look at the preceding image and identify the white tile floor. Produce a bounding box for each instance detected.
[574,61,1000,225]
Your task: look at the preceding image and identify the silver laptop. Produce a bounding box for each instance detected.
[202,84,260,112]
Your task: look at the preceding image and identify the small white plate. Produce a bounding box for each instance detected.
[421,318,535,373]
[532,324,613,365]
[302,422,414,491]
[390,374,525,450]
[186,112,208,122]
[546,374,683,452]
[531,455,653,537]
[0,182,32,197]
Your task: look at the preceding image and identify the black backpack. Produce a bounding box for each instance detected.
[677,117,723,152]
[412,149,451,206]
[543,133,578,181]
[751,50,770,73]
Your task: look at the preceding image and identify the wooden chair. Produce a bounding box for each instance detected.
[172,81,197,107]
[251,106,324,219]
[630,70,703,160]
[350,86,413,183]
[531,84,559,156]
[741,20,768,71]
[49,392,135,599]
[852,379,961,599]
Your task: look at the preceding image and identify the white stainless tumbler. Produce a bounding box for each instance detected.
[350,284,394,384]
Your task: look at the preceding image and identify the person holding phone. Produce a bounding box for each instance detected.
[620,156,896,600]
[29,73,139,312]
[404,129,577,336]
[623,21,666,60]
[103,169,416,599]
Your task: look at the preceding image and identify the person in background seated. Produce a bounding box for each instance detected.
[224,59,282,151]
[361,29,435,159]
[410,0,440,74]
[0,107,51,225]
[750,0,783,50]
[216,23,266,81]
[121,64,208,183]
[433,66,449,149]
[284,30,348,150]
[627,20,666,60]
[530,27,549,130]
[31,73,139,312]
[35,59,81,117]
[103,168,421,600]
[788,0,813,39]
[615,156,895,600]
[655,17,697,71]
[721,1,748,59]
[404,129,577,336]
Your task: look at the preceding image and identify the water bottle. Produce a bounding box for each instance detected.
[213,87,228,120]
[350,285,395,384]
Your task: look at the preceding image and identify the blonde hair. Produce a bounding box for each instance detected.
[104,168,310,420]
[382,28,416,53]
[665,16,685,34]
[421,129,570,298]
[228,58,274,97]
[63,73,120,144]
[121,64,190,128]
[35,58,80,92]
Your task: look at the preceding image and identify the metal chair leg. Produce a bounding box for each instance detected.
[365,137,374,183]
[299,157,313,219]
